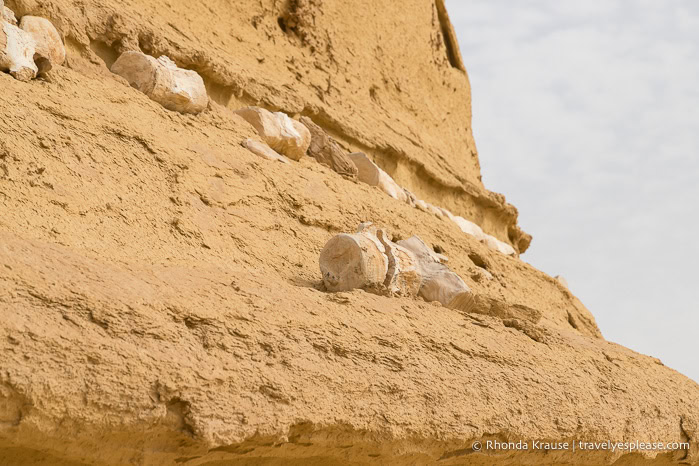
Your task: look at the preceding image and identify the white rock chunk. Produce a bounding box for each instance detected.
[319,229,388,293]
[348,152,409,203]
[242,138,290,164]
[2,2,17,26]
[0,21,37,81]
[482,234,516,256]
[19,16,65,73]
[397,236,475,312]
[111,52,209,114]
[375,229,421,297]
[234,107,310,161]
[452,215,486,240]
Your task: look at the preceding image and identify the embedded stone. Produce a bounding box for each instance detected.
[111,52,209,114]
[19,16,65,72]
[0,22,37,81]
[234,107,310,161]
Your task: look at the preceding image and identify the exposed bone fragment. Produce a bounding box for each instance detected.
[482,234,516,256]
[555,275,569,288]
[348,152,409,203]
[415,199,444,218]
[397,236,474,311]
[375,229,421,297]
[452,215,486,240]
[0,21,37,81]
[299,116,358,178]
[2,2,17,25]
[19,16,65,73]
[111,52,208,114]
[319,229,388,293]
[234,107,310,161]
[242,138,290,164]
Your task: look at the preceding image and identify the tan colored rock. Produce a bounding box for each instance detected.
[319,229,388,293]
[299,116,358,178]
[234,107,310,161]
[19,16,65,73]
[0,22,37,81]
[348,152,409,203]
[242,138,290,164]
[397,235,475,311]
[111,52,208,114]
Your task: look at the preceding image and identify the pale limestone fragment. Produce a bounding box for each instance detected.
[375,229,421,297]
[415,199,444,219]
[482,234,516,256]
[452,215,486,240]
[397,236,475,312]
[555,275,569,288]
[319,229,388,293]
[348,152,409,203]
[242,139,290,164]
[111,52,208,114]
[234,107,310,161]
[19,16,65,73]
[299,116,358,178]
[0,22,37,81]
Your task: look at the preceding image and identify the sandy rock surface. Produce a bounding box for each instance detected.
[0,0,697,464]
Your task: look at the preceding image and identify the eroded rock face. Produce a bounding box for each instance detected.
[0,22,37,81]
[19,16,65,74]
[111,52,208,114]
[234,106,311,161]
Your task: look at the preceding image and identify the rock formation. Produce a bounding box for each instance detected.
[0,0,697,464]
[111,52,208,114]
[242,138,290,163]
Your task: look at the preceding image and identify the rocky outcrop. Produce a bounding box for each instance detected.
[19,16,65,74]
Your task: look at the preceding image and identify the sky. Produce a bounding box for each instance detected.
[445,0,699,383]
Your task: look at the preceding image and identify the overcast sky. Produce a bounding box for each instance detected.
[445,0,699,383]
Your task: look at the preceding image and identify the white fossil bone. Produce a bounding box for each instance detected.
[375,229,421,297]
[234,107,310,161]
[415,199,444,218]
[2,1,17,26]
[300,116,358,178]
[319,229,388,293]
[482,234,516,256]
[242,138,290,164]
[111,52,208,114]
[19,16,65,74]
[397,235,475,312]
[452,215,486,240]
[0,21,37,81]
[348,152,409,203]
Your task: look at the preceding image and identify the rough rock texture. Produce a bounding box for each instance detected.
[111,52,208,114]
[0,0,698,465]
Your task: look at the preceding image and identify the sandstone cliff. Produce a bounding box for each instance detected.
[1,0,697,465]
